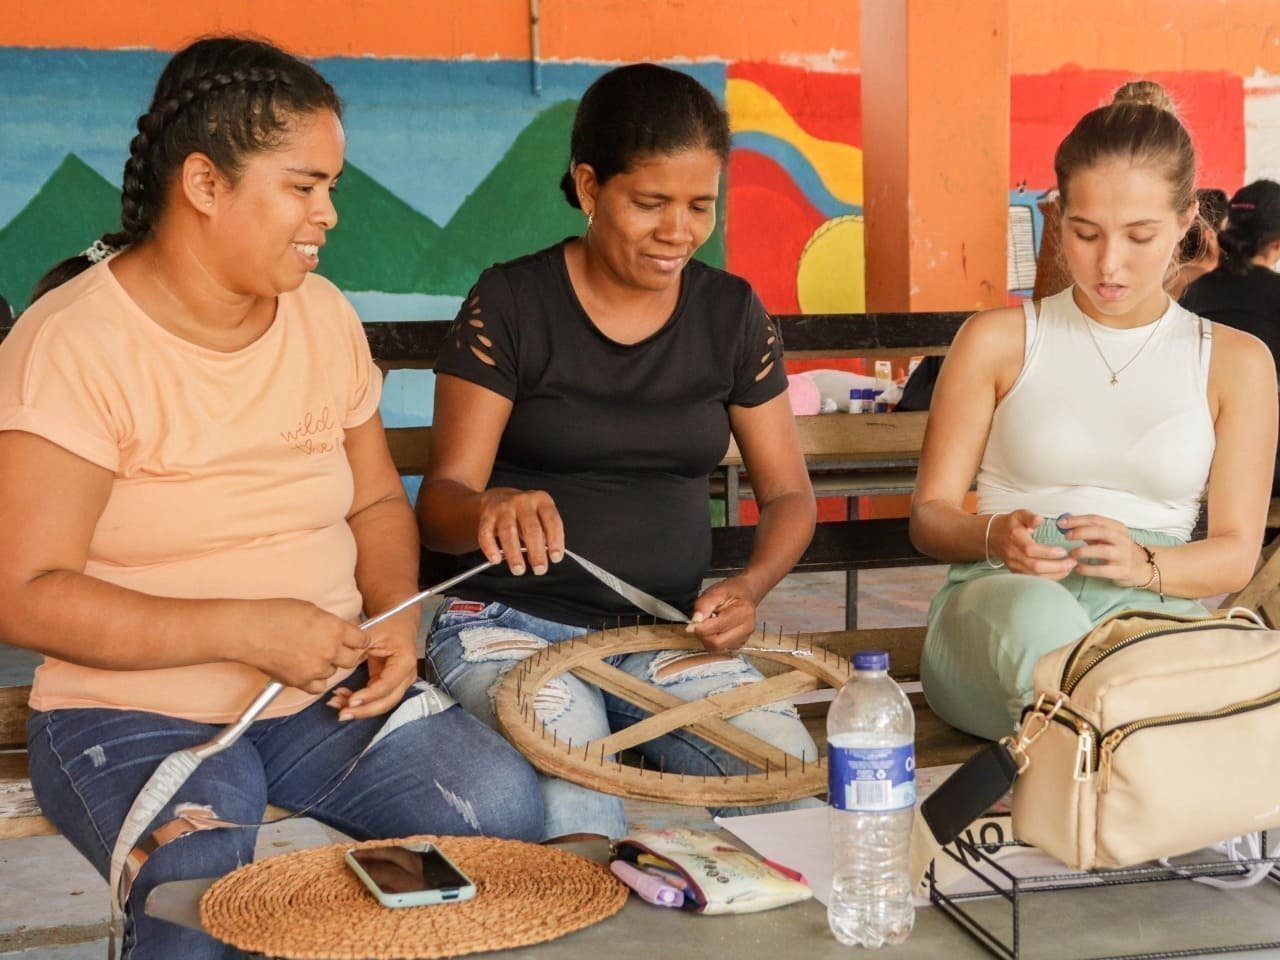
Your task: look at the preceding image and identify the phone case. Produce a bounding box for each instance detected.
[344,843,477,908]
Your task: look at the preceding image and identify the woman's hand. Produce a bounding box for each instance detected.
[232,599,369,694]
[1056,513,1150,585]
[476,488,565,575]
[328,615,420,720]
[991,509,1078,579]
[687,576,758,653]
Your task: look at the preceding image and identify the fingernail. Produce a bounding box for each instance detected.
[349,699,363,707]
[533,564,548,576]
[550,550,564,563]
[512,565,526,576]
[339,712,353,722]
[691,612,705,623]
[1053,548,1067,558]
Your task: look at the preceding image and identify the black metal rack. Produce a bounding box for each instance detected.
[926,834,1280,960]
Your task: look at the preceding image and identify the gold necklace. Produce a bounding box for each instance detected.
[1081,312,1165,385]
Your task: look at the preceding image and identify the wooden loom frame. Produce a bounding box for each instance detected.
[493,623,850,805]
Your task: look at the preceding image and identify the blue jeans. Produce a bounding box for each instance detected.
[27,664,543,960]
[427,599,820,840]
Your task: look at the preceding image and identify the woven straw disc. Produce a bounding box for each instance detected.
[200,835,628,959]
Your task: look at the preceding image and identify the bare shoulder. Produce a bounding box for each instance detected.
[946,305,1027,371]
[1209,322,1277,386]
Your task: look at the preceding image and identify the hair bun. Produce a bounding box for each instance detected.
[1111,80,1177,115]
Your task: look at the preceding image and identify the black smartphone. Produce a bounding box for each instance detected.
[345,841,477,908]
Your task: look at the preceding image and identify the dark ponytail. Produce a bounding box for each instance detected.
[31,36,341,305]
[1217,179,1280,277]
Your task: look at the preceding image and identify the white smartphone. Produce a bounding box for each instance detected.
[344,841,477,908]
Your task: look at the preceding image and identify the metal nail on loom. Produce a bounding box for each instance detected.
[109,547,811,915]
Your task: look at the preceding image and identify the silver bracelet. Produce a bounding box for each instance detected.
[985,512,1008,569]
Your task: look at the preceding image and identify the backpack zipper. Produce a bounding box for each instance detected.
[1097,689,1280,792]
[1060,615,1261,695]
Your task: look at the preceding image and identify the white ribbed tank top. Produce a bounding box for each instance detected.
[976,287,1215,541]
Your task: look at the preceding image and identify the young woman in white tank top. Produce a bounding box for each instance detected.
[909,82,1278,741]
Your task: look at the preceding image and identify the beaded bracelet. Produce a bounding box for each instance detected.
[1136,543,1165,602]
[984,512,1008,569]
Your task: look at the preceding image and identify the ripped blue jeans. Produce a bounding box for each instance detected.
[27,664,543,960]
[427,599,820,840]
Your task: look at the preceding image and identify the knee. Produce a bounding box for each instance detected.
[953,576,1088,661]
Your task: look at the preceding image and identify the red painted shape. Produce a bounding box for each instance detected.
[1012,70,1245,192]
[726,150,827,314]
[736,498,847,526]
[784,357,868,375]
[727,61,862,145]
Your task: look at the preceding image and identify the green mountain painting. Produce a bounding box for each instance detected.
[1,101,726,312]
[0,155,121,311]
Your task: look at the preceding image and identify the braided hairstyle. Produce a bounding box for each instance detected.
[31,36,341,303]
[558,64,729,209]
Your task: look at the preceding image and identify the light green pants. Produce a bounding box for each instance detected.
[921,520,1207,741]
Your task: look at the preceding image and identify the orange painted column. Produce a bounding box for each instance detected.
[861,0,1010,312]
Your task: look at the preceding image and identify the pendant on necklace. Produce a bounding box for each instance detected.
[1110,374,1118,386]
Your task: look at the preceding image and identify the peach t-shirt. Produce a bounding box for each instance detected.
[0,261,382,722]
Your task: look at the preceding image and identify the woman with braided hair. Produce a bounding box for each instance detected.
[1,36,541,958]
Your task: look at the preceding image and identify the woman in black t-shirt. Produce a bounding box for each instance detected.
[416,64,819,841]
[1183,179,1280,493]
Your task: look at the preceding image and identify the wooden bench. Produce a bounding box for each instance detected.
[3,310,1277,839]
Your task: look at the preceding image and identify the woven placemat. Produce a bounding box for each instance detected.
[200,835,629,959]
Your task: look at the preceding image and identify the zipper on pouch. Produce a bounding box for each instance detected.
[1097,689,1280,792]
[1035,708,1099,780]
[1060,614,1261,696]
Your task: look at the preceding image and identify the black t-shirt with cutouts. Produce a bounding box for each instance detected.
[431,239,787,627]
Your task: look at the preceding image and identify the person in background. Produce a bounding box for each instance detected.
[0,36,541,960]
[417,63,819,841]
[1182,179,1280,494]
[910,82,1276,741]
[1168,186,1229,300]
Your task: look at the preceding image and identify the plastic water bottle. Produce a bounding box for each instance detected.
[827,649,916,947]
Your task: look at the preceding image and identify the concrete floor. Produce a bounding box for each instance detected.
[3,566,1278,959]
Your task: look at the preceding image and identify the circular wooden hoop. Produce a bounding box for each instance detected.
[493,624,850,805]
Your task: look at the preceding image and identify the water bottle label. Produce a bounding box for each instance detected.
[827,743,916,811]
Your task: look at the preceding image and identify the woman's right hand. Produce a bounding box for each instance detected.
[991,509,1077,579]
[232,599,369,694]
[476,487,565,575]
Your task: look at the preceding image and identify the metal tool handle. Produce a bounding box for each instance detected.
[197,558,497,757]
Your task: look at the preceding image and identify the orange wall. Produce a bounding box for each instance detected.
[7,1,1280,77]
[3,0,860,64]
[1011,0,1280,75]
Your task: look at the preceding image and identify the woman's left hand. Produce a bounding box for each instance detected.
[686,577,759,653]
[327,618,420,720]
[1056,513,1149,586]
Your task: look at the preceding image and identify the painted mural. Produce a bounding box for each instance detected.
[0,49,1267,323]
[0,50,725,319]
[725,63,864,314]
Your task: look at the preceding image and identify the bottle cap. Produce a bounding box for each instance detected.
[853,649,889,671]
